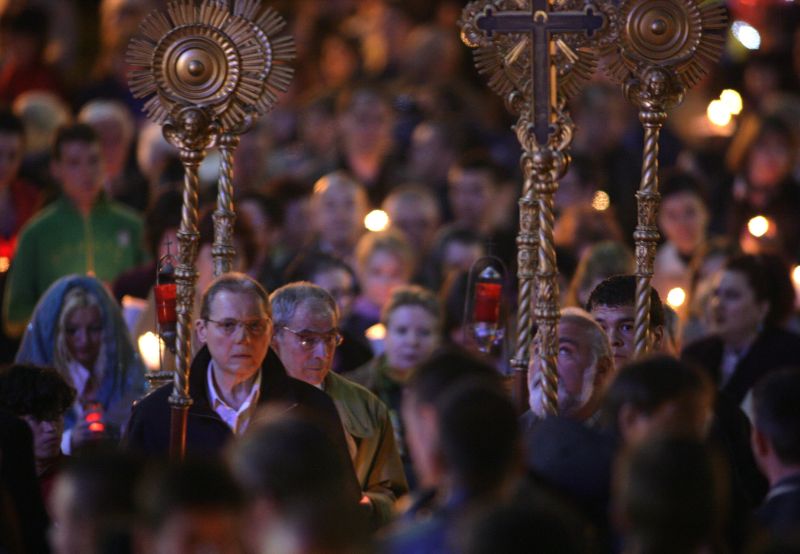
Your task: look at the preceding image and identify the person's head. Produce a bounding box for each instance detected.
[51,123,103,211]
[311,171,368,253]
[286,253,358,321]
[408,119,460,185]
[402,347,500,489]
[601,355,713,446]
[228,412,368,553]
[136,459,244,554]
[751,368,800,484]
[437,378,520,495]
[566,241,635,308]
[738,115,797,194]
[528,307,613,421]
[77,100,135,178]
[447,151,501,233]
[430,225,485,289]
[49,452,143,554]
[586,275,665,368]
[12,90,71,156]
[658,171,709,256]
[382,184,441,255]
[0,109,25,189]
[0,364,75,462]
[337,85,394,159]
[614,436,726,554]
[709,254,794,347]
[269,283,341,387]
[355,230,415,308]
[196,273,273,383]
[382,285,442,372]
[56,286,105,371]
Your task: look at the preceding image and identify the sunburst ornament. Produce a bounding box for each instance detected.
[127,0,295,131]
[604,0,727,89]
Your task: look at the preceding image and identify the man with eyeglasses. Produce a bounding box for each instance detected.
[124,273,356,475]
[270,282,408,525]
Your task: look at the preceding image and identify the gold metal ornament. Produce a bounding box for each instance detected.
[460,0,608,415]
[127,0,294,459]
[602,0,726,357]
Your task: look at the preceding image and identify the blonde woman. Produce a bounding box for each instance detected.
[16,274,145,450]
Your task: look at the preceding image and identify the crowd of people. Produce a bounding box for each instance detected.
[2,0,800,553]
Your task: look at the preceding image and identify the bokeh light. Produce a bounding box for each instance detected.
[138,332,163,371]
[707,99,732,127]
[591,190,610,211]
[747,215,770,238]
[731,21,761,50]
[666,287,687,309]
[720,89,743,115]
[364,209,390,232]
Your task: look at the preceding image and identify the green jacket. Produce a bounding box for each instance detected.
[324,371,408,525]
[3,195,146,336]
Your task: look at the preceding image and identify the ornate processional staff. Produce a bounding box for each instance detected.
[127,0,294,458]
[601,0,726,356]
[460,0,613,414]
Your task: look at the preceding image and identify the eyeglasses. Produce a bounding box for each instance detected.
[205,318,271,337]
[281,326,343,350]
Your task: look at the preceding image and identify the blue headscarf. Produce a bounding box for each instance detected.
[15,274,146,430]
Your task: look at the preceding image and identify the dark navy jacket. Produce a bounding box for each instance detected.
[124,345,350,460]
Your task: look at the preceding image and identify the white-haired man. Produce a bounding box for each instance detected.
[525,307,614,426]
[269,282,407,525]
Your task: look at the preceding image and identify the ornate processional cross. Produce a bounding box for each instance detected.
[475,0,603,145]
[462,0,611,415]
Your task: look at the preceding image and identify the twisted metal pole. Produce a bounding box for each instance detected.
[163,107,216,461]
[633,108,666,356]
[532,147,566,416]
[212,132,239,276]
[509,118,540,412]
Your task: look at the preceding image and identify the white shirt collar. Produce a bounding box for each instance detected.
[206,361,262,435]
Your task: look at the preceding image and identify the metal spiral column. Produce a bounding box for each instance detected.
[509,120,540,411]
[213,132,239,276]
[633,108,666,357]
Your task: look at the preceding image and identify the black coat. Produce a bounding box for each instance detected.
[682,327,800,405]
[124,345,350,460]
[755,473,800,540]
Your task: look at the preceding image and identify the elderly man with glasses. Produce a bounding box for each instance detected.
[270,282,408,525]
[124,273,355,472]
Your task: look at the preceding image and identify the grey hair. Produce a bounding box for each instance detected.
[200,273,270,320]
[560,306,612,364]
[269,282,339,327]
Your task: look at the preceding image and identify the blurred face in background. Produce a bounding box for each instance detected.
[63,305,103,369]
[659,192,708,256]
[708,269,768,346]
[312,267,356,321]
[313,179,367,250]
[53,141,104,211]
[339,91,393,158]
[448,167,494,232]
[384,305,440,372]
[747,131,794,195]
[359,249,410,309]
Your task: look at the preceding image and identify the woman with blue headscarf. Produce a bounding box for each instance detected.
[16,274,145,451]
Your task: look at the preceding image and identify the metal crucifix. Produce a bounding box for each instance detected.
[462,0,609,415]
[475,0,603,145]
